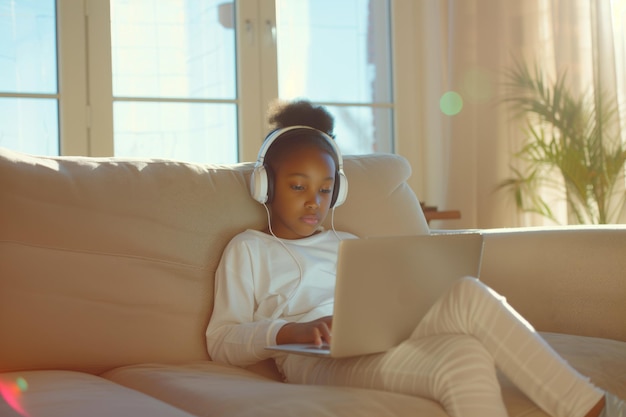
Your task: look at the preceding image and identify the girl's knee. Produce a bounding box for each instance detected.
[453,275,480,290]
[446,276,482,302]
[450,276,501,303]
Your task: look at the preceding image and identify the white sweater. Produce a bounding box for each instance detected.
[205,228,357,366]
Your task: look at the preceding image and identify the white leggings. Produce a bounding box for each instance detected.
[278,277,604,417]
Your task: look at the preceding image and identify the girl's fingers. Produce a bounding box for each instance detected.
[318,323,331,345]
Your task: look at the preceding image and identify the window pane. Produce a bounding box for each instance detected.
[110,0,236,99]
[327,105,393,154]
[0,98,59,155]
[275,0,393,155]
[275,0,392,103]
[113,102,238,164]
[0,0,57,94]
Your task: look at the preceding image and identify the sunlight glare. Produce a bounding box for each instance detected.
[0,377,29,417]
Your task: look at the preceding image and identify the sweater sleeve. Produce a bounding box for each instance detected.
[205,237,288,366]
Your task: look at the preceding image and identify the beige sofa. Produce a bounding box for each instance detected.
[1,146,624,417]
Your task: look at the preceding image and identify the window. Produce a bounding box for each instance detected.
[274,0,393,155]
[107,0,238,163]
[0,0,59,155]
[1,0,408,163]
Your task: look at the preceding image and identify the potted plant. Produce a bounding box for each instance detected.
[499,60,626,224]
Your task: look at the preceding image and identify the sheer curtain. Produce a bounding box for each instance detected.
[409,0,626,228]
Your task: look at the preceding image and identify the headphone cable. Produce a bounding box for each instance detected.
[263,204,343,321]
[264,204,304,320]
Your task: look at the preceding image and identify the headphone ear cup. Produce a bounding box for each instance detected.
[331,170,349,208]
[250,165,269,204]
[265,164,275,204]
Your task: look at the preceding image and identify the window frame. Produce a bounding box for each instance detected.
[54,0,420,187]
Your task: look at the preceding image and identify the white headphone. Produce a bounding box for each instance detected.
[249,125,348,207]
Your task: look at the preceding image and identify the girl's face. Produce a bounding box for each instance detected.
[268,145,337,239]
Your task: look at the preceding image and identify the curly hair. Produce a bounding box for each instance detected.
[266,99,335,136]
[262,100,340,197]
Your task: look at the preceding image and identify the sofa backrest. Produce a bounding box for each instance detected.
[0,148,429,374]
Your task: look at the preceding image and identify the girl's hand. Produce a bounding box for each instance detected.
[276,316,332,346]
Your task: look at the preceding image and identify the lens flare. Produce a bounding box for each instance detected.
[0,377,29,417]
[440,91,463,116]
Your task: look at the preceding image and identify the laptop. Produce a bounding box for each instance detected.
[266,232,484,358]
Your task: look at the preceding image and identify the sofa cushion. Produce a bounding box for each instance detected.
[0,370,195,417]
[0,148,428,374]
[540,333,626,398]
[496,332,626,417]
[102,332,626,417]
[102,361,446,417]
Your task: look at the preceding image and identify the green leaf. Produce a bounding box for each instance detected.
[499,59,626,224]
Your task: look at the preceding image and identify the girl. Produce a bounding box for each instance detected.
[206,100,623,417]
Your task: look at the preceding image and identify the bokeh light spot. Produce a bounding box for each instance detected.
[16,378,28,392]
[440,91,463,116]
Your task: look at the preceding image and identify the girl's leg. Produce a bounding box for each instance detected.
[280,334,508,417]
[413,276,604,417]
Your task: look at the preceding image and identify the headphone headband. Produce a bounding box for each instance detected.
[250,125,348,207]
[254,126,343,170]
